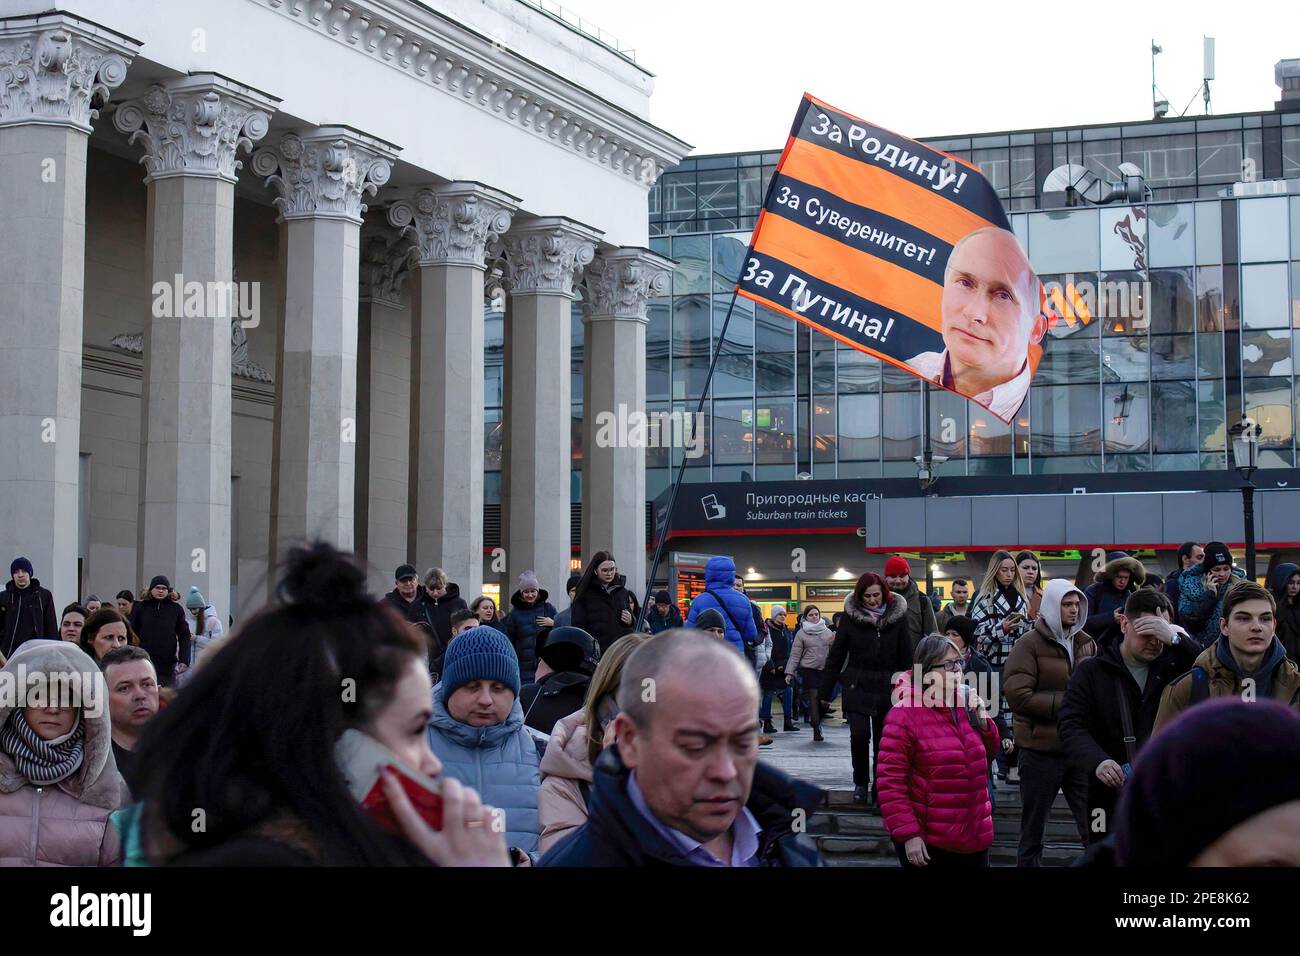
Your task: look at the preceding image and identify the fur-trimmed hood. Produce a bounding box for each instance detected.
[1093,555,1146,589]
[0,640,123,809]
[842,591,909,627]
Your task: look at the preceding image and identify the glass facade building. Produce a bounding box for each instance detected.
[630,109,1300,502]
[478,104,1300,544]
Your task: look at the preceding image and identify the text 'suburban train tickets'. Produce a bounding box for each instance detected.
[737,93,1048,424]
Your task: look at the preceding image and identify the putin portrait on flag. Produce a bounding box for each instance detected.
[908,227,1047,421]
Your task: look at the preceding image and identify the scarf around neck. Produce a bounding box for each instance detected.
[801,618,832,641]
[862,602,886,624]
[1,708,85,786]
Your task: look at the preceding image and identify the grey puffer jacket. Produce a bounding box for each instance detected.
[0,641,128,866]
[426,689,541,855]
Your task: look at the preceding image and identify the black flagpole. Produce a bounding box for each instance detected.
[636,287,741,631]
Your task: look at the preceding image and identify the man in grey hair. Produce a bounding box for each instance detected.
[539,629,824,867]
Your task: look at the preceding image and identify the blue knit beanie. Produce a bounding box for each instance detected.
[440,625,520,705]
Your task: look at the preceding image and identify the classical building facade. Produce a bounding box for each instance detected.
[0,0,688,619]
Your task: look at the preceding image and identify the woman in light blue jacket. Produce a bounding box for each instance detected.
[427,626,541,860]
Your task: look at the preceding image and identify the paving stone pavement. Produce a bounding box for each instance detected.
[758,710,857,792]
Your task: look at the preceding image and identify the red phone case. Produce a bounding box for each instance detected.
[361,766,444,835]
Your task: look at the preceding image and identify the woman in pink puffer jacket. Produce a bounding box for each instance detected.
[877,635,999,867]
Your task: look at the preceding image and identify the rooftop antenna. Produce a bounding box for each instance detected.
[1151,40,1169,118]
[1203,36,1215,114]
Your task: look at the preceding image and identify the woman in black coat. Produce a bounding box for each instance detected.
[128,576,192,687]
[570,551,640,654]
[823,572,913,805]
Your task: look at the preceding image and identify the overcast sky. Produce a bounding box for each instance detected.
[575,0,1299,154]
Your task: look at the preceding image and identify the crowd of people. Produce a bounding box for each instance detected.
[0,540,1296,869]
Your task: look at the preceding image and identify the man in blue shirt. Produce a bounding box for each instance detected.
[539,629,823,867]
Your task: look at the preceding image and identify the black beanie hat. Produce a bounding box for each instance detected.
[695,608,726,632]
[538,626,599,674]
[944,614,976,648]
[566,573,582,593]
[1112,699,1300,866]
[1203,541,1232,570]
[149,575,171,591]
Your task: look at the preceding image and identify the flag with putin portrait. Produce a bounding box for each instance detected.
[736,93,1048,423]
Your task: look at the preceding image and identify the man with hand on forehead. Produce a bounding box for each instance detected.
[539,629,823,867]
[909,226,1046,420]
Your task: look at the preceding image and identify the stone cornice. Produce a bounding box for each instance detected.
[386,181,518,269]
[251,125,398,223]
[581,246,674,322]
[112,74,280,184]
[502,217,603,298]
[253,0,689,186]
[0,12,140,133]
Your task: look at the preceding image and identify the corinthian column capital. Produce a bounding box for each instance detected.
[0,12,139,132]
[112,74,279,183]
[387,181,519,269]
[502,217,603,298]
[251,125,398,223]
[581,246,674,322]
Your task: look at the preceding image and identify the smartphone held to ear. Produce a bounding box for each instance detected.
[336,728,444,834]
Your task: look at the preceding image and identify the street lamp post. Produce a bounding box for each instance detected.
[1229,416,1261,581]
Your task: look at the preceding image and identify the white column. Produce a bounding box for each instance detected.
[251,128,397,564]
[580,248,673,595]
[0,14,137,603]
[387,183,517,597]
[113,74,277,616]
[500,218,601,602]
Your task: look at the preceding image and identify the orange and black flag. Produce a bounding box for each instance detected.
[737,93,1046,423]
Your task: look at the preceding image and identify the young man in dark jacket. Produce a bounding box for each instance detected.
[1155,580,1300,733]
[645,590,684,634]
[128,575,192,687]
[1003,578,1096,866]
[540,630,823,867]
[883,556,937,650]
[1082,552,1145,636]
[406,566,467,670]
[1058,589,1201,842]
[0,557,58,658]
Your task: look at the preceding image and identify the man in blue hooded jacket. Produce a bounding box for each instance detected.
[427,625,541,862]
[685,556,756,658]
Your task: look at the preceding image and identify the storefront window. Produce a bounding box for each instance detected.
[1242,330,1293,377]
[755,402,796,465]
[1028,210,1099,275]
[837,393,881,462]
[1239,197,1290,263]
[1152,381,1197,453]
[1245,377,1294,449]
[669,234,710,294]
[671,294,710,400]
[1148,203,1196,267]
[713,401,754,466]
[1242,263,1290,329]
[1148,267,1194,333]
[647,297,670,402]
[1104,382,1149,454]
[1031,384,1101,456]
